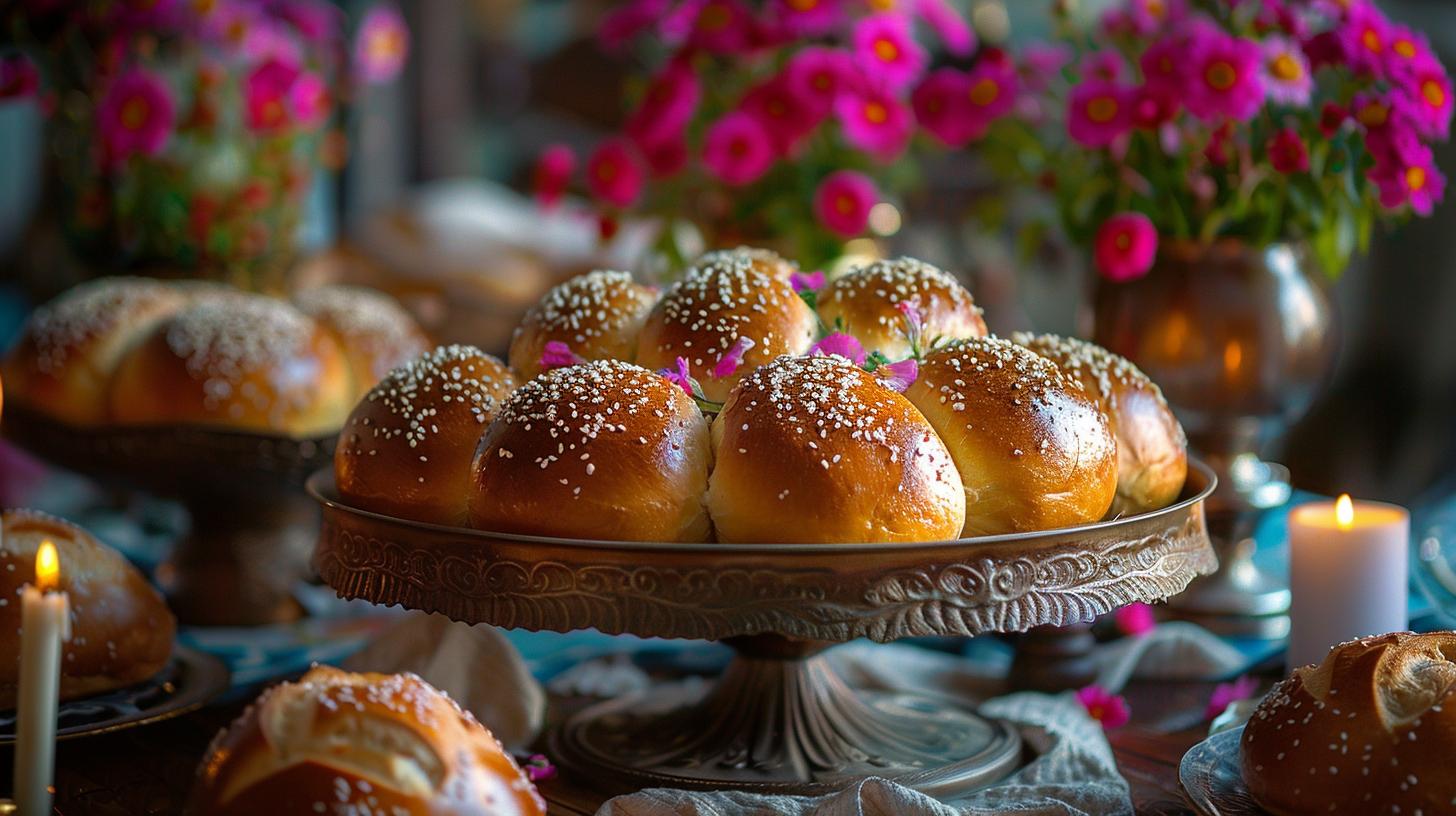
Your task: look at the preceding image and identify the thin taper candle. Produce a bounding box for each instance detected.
[14,541,70,816]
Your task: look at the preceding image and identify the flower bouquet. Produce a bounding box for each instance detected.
[533,0,992,272]
[3,0,409,291]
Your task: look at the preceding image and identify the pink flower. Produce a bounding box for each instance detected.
[97,68,176,160]
[810,332,867,365]
[1261,37,1312,107]
[1339,0,1392,77]
[685,0,755,54]
[625,61,700,149]
[836,83,913,161]
[1131,84,1178,130]
[790,270,826,292]
[1067,81,1132,148]
[913,69,980,147]
[1139,35,1182,93]
[741,77,820,154]
[599,0,671,51]
[1372,143,1446,215]
[355,3,410,84]
[0,55,39,100]
[1103,0,1183,37]
[1384,25,1434,80]
[770,0,841,37]
[915,0,975,57]
[878,358,918,392]
[1094,212,1158,283]
[658,356,696,395]
[533,144,575,209]
[541,341,587,371]
[702,112,774,186]
[1205,675,1259,721]
[640,134,689,178]
[288,71,330,130]
[244,58,299,133]
[851,14,927,90]
[204,1,261,50]
[896,299,923,346]
[1186,32,1265,122]
[1082,50,1125,83]
[243,18,304,67]
[711,336,756,379]
[1114,602,1156,637]
[965,60,1017,121]
[785,48,853,119]
[1405,61,1452,140]
[1076,685,1130,730]
[524,753,557,783]
[1267,128,1309,174]
[586,140,644,208]
[813,170,877,238]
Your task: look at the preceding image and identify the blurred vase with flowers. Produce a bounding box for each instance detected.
[975,0,1451,631]
[4,0,409,292]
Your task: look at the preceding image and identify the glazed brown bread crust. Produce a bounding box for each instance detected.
[709,354,965,544]
[816,258,987,362]
[507,269,658,380]
[635,253,817,402]
[905,337,1118,535]
[0,510,175,709]
[336,345,517,527]
[186,666,545,816]
[1241,632,1456,816]
[3,277,185,426]
[470,360,711,542]
[294,284,430,400]
[108,294,354,436]
[1012,333,1187,516]
[694,246,799,282]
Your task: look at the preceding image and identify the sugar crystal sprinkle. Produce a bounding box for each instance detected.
[821,257,981,329]
[294,285,426,379]
[519,269,653,343]
[348,345,513,454]
[26,277,180,374]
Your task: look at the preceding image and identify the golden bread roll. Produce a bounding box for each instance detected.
[1012,333,1187,516]
[1241,632,1456,816]
[0,509,175,708]
[635,253,817,402]
[708,354,965,543]
[3,277,186,426]
[507,269,657,380]
[185,665,545,816]
[904,337,1118,535]
[108,294,353,436]
[816,258,987,362]
[469,360,711,542]
[293,285,431,399]
[694,246,799,282]
[336,345,517,526]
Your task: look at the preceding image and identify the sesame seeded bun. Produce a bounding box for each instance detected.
[708,354,965,544]
[507,270,658,380]
[635,254,817,403]
[336,345,517,526]
[294,285,431,400]
[816,258,987,362]
[469,360,711,542]
[694,246,799,282]
[1241,632,1456,816]
[904,337,1118,536]
[3,277,187,426]
[108,294,354,436]
[0,509,175,709]
[1012,333,1187,516]
[185,666,545,816]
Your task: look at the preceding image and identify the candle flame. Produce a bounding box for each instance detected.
[35,540,59,593]
[1335,494,1355,531]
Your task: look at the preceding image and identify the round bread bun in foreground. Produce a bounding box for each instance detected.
[694,245,799,282]
[4,277,186,426]
[1241,632,1456,816]
[709,354,965,543]
[185,665,545,816]
[336,345,517,526]
[816,258,987,362]
[904,337,1118,535]
[635,253,817,403]
[470,360,711,542]
[507,269,658,380]
[294,284,430,400]
[108,294,353,436]
[0,510,175,709]
[1013,333,1187,516]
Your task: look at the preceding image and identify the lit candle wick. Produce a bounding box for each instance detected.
[35,540,58,594]
[1335,494,1354,531]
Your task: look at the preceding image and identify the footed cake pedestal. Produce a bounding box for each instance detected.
[308,460,1216,797]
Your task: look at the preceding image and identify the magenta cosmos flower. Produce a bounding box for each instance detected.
[586,140,644,208]
[1186,32,1265,122]
[741,76,821,154]
[1205,675,1259,722]
[913,68,980,147]
[702,111,775,186]
[1373,143,1446,215]
[1076,684,1130,730]
[244,58,299,133]
[355,3,410,84]
[1067,80,1132,148]
[98,67,176,160]
[1261,37,1312,108]
[914,0,975,58]
[288,71,330,130]
[1339,0,1393,77]
[1081,49,1125,84]
[965,60,1017,122]
[1094,212,1158,283]
[598,0,670,51]
[770,0,841,37]
[532,143,575,209]
[1404,60,1453,140]
[1020,42,1071,93]
[1266,128,1309,173]
[683,0,756,54]
[1114,602,1156,637]
[813,171,877,239]
[1139,34,1183,93]
[836,83,913,162]
[625,60,700,148]
[851,13,927,90]
[540,341,587,371]
[785,47,853,119]
[809,330,868,364]
[1383,25,1435,80]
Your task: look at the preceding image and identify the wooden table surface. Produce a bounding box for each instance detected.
[7,673,1237,815]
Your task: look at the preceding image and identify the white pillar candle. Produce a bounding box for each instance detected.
[13,540,70,816]
[1288,495,1408,670]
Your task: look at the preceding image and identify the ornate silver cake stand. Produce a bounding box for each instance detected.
[308,460,1216,798]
